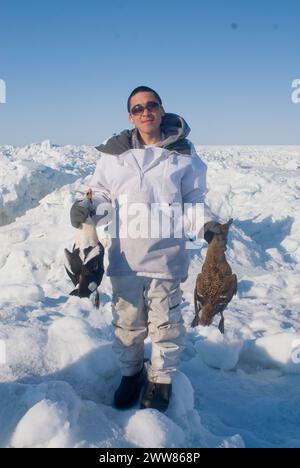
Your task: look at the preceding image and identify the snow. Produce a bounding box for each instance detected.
[124,409,185,448]
[239,332,300,374]
[0,141,299,448]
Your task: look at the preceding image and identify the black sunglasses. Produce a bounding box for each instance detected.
[130,101,161,116]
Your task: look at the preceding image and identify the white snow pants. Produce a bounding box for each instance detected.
[110,276,185,384]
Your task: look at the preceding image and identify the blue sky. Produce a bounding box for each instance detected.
[0,0,300,146]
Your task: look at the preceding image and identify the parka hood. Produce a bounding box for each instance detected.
[96,113,192,156]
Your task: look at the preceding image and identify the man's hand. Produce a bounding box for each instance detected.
[204,221,227,249]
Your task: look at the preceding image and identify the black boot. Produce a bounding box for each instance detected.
[141,381,172,412]
[114,366,146,409]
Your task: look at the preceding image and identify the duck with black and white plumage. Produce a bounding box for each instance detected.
[64,190,104,307]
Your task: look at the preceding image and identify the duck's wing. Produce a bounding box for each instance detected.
[225,274,238,300]
[64,247,82,286]
[192,274,205,327]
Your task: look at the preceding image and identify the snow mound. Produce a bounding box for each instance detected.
[1,381,80,448]
[125,410,185,448]
[0,141,99,226]
[218,434,245,448]
[0,159,74,226]
[195,328,244,371]
[240,332,300,374]
[11,398,74,448]
[0,284,44,303]
[45,316,118,402]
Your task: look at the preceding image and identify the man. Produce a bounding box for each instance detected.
[70,86,225,412]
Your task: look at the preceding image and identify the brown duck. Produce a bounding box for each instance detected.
[191,219,237,334]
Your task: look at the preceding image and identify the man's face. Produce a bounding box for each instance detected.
[128,91,165,135]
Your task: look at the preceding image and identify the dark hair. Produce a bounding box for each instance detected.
[127,86,162,113]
